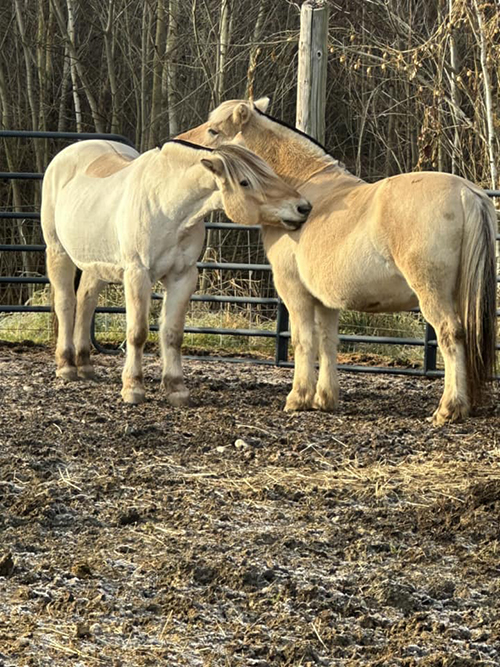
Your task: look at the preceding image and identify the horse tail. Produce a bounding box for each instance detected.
[459,187,497,404]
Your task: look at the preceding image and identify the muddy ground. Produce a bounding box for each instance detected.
[0,343,500,667]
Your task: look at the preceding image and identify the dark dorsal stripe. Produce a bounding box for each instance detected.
[253,106,329,154]
[158,138,214,152]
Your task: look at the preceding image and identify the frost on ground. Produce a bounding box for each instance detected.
[0,343,499,666]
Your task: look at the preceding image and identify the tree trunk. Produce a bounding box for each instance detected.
[140,2,154,149]
[245,0,267,99]
[150,0,167,145]
[473,0,497,189]
[447,0,461,174]
[162,0,179,137]
[103,0,120,134]
[216,0,231,104]
[51,0,105,133]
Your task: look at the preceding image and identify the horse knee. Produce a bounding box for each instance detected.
[128,323,149,348]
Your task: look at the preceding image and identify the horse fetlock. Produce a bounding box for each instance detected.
[121,384,146,405]
[56,365,78,381]
[284,388,315,412]
[121,374,145,404]
[162,375,189,406]
[167,389,190,407]
[77,365,96,381]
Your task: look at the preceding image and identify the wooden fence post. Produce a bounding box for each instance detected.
[296,0,329,142]
[275,1,329,366]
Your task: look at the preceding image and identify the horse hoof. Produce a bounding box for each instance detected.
[121,388,146,405]
[167,390,190,407]
[78,365,96,381]
[312,391,338,412]
[284,392,314,412]
[56,366,78,381]
[431,401,469,426]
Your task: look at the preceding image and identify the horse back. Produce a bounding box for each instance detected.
[46,140,139,182]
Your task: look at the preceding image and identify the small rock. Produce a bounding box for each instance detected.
[216,446,226,454]
[234,438,249,450]
[0,552,15,577]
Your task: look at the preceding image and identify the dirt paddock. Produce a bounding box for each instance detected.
[1,343,500,666]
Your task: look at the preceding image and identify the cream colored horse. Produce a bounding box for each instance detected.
[178,98,498,424]
[41,138,311,404]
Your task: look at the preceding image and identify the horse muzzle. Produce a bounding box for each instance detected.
[281,200,312,230]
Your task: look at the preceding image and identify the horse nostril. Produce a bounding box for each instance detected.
[297,202,312,216]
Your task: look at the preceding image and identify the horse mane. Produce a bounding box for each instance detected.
[213,143,282,192]
[163,138,214,152]
[161,137,280,191]
[208,100,328,153]
[209,100,349,174]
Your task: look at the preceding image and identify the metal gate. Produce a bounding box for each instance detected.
[0,130,498,377]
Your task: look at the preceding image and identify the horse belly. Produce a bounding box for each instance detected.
[344,276,419,313]
[302,248,418,313]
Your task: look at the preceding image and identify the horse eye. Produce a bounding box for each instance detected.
[208,128,219,137]
[239,179,249,187]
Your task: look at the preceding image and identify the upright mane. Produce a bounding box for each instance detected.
[165,138,213,152]
[209,100,348,174]
[209,100,329,154]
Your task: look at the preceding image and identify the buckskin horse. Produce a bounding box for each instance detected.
[178,98,497,424]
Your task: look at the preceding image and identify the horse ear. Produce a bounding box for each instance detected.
[232,103,252,128]
[231,133,248,148]
[253,97,270,113]
[200,156,225,179]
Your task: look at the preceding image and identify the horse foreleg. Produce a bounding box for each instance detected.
[121,266,151,404]
[46,248,78,381]
[159,266,198,407]
[313,304,340,411]
[74,271,104,380]
[279,289,317,412]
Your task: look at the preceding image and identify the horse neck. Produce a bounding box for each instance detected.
[243,120,360,191]
[153,146,220,216]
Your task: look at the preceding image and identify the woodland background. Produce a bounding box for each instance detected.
[1,0,499,183]
[0,0,498,350]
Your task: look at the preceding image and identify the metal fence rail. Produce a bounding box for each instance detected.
[0,130,499,377]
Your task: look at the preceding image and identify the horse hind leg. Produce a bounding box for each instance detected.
[418,294,469,425]
[46,248,78,381]
[74,271,105,379]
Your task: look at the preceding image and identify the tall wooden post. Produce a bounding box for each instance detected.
[276,1,329,366]
[296,0,329,142]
